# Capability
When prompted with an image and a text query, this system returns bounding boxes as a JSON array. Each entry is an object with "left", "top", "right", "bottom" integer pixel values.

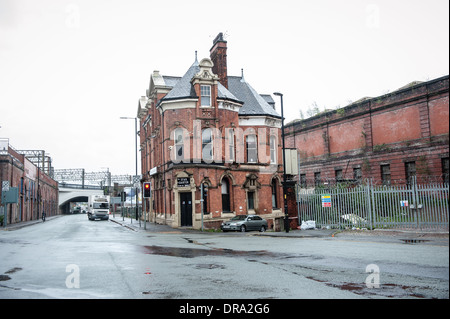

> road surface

[{"left": 0, "top": 214, "right": 448, "bottom": 299}]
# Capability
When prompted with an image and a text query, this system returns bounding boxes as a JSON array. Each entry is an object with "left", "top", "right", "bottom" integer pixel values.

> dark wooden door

[{"left": 180, "top": 192, "right": 192, "bottom": 226}]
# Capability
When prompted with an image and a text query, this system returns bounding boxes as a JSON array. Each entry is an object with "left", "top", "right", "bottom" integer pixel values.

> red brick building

[
  {"left": 0, "top": 141, "right": 59, "bottom": 225},
  {"left": 285, "top": 75, "right": 449, "bottom": 187},
  {"left": 138, "top": 34, "right": 286, "bottom": 230}
]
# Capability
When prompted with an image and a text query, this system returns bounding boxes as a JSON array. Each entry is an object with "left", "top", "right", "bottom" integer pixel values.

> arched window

[
  {"left": 202, "top": 128, "right": 213, "bottom": 162},
  {"left": 221, "top": 178, "right": 231, "bottom": 212},
  {"left": 174, "top": 128, "right": 184, "bottom": 161},
  {"left": 246, "top": 135, "right": 257, "bottom": 163},
  {"left": 227, "top": 129, "right": 235, "bottom": 162}
]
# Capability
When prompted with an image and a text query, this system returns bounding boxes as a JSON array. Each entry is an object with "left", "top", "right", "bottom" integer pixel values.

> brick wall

[
  {"left": 286, "top": 75, "right": 449, "bottom": 185},
  {"left": 1, "top": 151, "right": 58, "bottom": 225}
]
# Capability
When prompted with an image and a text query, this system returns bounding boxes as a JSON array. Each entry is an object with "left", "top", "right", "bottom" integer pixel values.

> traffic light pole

[
  {"left": 143, "top": 182, "right": 151, "bottom": 230},
  {"left": 143, "top": 189, "right": 147, "bottom": 230}
]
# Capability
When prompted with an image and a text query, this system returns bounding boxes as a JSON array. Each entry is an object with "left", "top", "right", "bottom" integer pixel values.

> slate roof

[
  {"left": 161, "top": 60, "right": 200, "bottom": 101},
  {"left": 161, "top": 76, "right": 181, "bottom": 88},
  {"left": 228, "top": 76, "right": 280, "bottom": 118},
  {"left": 157, "top": 60, "right": 280, "bottom": 119},
  {"left": 217, "top": 82, "right": 241, "bottom": 102}
]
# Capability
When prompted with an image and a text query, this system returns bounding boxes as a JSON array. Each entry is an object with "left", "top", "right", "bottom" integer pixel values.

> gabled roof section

[
  {"left": 148, "top": 71, "right": 179, "bottom": 98},
  {"left": 137, "top": 96, "right": 148, "bottom": 118},
  {"left": 161, "top": 60, "right": 200, "bottom": 101},
  {"left": 228, "top": 76, "right": 281, "bottom": 118},
  {"left": 158, "top": 58, "right": 242, "bottom": 105},
  {"left": 153, "top": 57, "right": 278, "bottom": 116}
]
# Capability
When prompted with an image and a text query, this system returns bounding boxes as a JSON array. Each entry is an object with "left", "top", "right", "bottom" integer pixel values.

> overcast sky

[{"left": 0, "top": 0, "right": 448, "bottom": 176}]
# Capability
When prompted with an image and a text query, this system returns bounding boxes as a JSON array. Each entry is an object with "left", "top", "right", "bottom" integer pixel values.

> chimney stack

[{"left": 210, "top": 32, "right": 228, "bottom": 89}]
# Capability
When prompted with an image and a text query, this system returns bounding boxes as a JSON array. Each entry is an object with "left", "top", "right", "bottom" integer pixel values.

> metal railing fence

[{"left": 297, "top": 178, "right": 449, "bottom": 231}]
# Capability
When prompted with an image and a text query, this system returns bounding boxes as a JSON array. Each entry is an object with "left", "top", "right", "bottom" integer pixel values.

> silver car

[{"left": 221, "top": 215, "right": 268, "bottom": 232}]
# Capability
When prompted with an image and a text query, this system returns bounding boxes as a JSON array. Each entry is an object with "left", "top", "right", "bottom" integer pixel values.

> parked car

[{"left": 221, "top": 215, "right": 268, "bottom": 232}]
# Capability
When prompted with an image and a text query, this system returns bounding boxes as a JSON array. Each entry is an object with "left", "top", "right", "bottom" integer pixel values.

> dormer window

[{"left": 201, "top": 85, "right": 211, "bottom": 106}]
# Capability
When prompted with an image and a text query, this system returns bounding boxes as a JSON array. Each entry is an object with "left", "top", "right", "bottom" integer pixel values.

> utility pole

[{"left": 274, "top": 92, "right": 290, "bottom": 233}]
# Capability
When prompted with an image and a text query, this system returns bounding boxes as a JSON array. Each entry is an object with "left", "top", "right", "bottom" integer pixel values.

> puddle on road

[
  {"left": 142, "top": 245, "right": 277, "bottom": 259},
  {"left": 140, "top": 244, "right": 434, "bottom": 298},
  {"left": 307, "top": 276, "right": 427, "bottom": 298},
  {"left": 0, "top": 267, "right": 22, "bottom": 281},
  {"left": 5, "top": 267, "right": 22, "bottom": 274},
  {"left": 194, "top": 263, "right": 226, "bottom": 270}
]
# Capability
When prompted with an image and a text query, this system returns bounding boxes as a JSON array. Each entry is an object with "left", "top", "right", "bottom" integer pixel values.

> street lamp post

[
  {"left": 273, "top": 92, "right": 289, "bottom": 233},
  {"left": 120, "top": 117, "right": 139, "bottom": 224}
]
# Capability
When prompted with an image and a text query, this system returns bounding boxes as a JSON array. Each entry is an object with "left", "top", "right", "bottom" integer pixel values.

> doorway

[{"left": 180, "top": 192, "right": 192, "bottom": 226}]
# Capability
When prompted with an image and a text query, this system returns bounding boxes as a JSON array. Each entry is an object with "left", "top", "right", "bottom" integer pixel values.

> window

[
  {"left": 246, "top": 135, "right": 257, "bottom": 163},
  {"left": 381, "top": 164, "right": 391, "bottom": 186},
  {"left": 271, "top": 179, "right": 278, "bottom": 208},
  {"left": 228, "top": 129, "right": 235, "bottom": 162},
  {"left": 335, "top": 169, "right": 343, "bottom": 182},
  {"left": 314, "top": 172, "right": 321, "bottom": 186},
  {"left": 202, "top": 129, "right": 213, "bottom": 162},
  {"left": 93, "top": 202, "right": 108, "bottom": 209},
  {"left": 221, "top": 178, "right": 231, "bottom": 212},
  {"left": 243, "top": 174, "right": 258, "bottom": 211},
  {"left": 174, "top": 128, "right": 184, "bottom": 161},
  {"left": 270, "top": 135, "right": 277, "bottom": 164},
  {"left": 200, "top": 85, "right": 211, "bottom": 106},
  {"left": 353, "top": 167, "right": 362, "bottom": 182},
  {"left": 300, "top": 174, "right": 307, "bottom": 188},
  {"left": 442, "top": 158, "right": 449, "bottom": 184},
  {"left": 405, "top": 161, "right": 416, "bottom": 185},
  {"left": 248, "top": 191, "right": 255, "bottom": 210}
]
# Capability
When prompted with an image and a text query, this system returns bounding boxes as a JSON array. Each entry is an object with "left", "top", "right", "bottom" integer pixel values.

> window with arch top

[
  {"left": 221, "top": 178, "right": 231, "bottom": 212},
  {"left": 246, "top": 134, "right": 257, "bottom": 163},
  {"left": 202, "top": 128, "right": 213, "bottom": 162}
]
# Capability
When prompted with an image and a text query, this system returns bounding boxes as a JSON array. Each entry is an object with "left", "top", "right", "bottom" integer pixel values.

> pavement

[
  {"left": 0, "top": 215, "right": 64, "bottom": 231},
  {"left": 2, "top": 213, "right": 448, "bottom": 246}
]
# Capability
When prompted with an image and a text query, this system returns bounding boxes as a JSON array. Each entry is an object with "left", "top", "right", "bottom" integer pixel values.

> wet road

[{"left": 0, "top": 214, "right": 448, "bottom": 299}]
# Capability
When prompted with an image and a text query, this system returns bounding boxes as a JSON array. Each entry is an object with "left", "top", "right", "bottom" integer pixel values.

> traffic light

[{"left": 143, "top": 182, "right": 151, "bottom": 198}]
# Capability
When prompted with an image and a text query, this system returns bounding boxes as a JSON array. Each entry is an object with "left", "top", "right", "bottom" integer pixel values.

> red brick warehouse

[
  {"left": 0, "top": 142, "right": 59, "bottom": 226},
  {"left": 284, "top": 75, "right": 449, "bottom": 187},
  {"left": 138, "top": 33, "right": 288, "bottom": 231}
]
